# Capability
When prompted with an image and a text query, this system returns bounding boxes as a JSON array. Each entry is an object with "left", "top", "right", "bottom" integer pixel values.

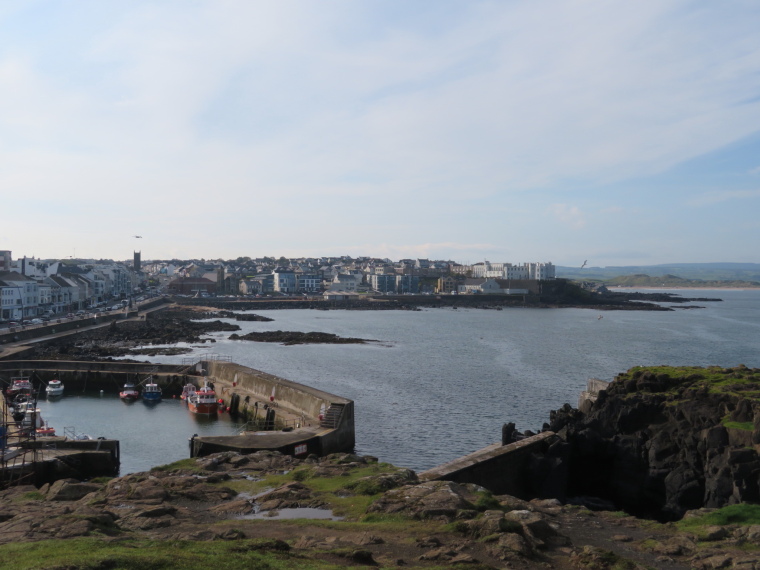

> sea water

[{"left": 37, "top": 289, "right": 760, "bottom": 474}]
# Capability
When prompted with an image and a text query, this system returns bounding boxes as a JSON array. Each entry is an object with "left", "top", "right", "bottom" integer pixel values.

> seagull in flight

[
  {"left": 581, "top": 260, "right": 587, "bottom": 268},
  {"left": 133, "top": 235, "right": 143, "bottom": 238}
]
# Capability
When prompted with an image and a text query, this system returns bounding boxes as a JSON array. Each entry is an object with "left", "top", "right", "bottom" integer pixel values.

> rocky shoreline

[
  {"left": 22, "top": 307, "right": 375, "bottom": 360},
  {"left": 229, "top": 330, "right": 372, "bottom": 345},
  {"left": 525, "top": 365, "right": 760, "bottom": 522}
]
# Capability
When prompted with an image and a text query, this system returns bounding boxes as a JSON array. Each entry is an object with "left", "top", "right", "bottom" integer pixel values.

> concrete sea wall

[
  {"left": 418, "top": 432, "right": 556, "bottom": 497},
  {"left": 199, "top": 360, "right": 355, "bottom": 455}
]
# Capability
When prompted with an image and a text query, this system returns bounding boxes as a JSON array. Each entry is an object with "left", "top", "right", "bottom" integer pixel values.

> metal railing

[
  {"left": 236, "top": 416, "right": 302, "bottom": 434},
  {"left": 181, "top": 354, "right": 232, "bottom": 367}
]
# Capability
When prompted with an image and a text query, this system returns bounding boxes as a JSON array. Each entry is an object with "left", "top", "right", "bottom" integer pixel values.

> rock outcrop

[{"left": 544, "top": 365, "right": 760, "bottom": 520}]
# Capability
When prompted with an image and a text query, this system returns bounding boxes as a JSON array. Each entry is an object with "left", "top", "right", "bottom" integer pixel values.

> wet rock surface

[{"left": 228, "top": 330, "right": 372, "bottom": 345}]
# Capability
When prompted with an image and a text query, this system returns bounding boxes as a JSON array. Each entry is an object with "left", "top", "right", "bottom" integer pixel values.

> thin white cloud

[
  {"left": 547, "top": 204, "right": 586, "bottom": 229},
  {"left": 0, "top": 1, "right": 759, "bottom": 261},
  {"left": 689, "top": 189, "right": 760, "bottom": 207}
]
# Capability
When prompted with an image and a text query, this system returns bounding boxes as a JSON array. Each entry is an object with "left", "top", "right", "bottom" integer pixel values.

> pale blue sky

[{"left": 1, "top": 0, "right": 759, "bottom": 266}]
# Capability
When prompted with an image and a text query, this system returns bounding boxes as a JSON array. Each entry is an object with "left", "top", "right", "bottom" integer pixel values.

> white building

[{"left": 0, "top": 272, "right": 40, "bottom": 320}]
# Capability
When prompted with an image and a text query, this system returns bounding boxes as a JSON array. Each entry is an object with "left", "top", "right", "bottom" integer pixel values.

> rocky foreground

[{"left": 2, "top": 450, "right": 758, "bottom": 569}]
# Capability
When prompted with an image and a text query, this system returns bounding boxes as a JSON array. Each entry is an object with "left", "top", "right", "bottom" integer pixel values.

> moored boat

[
  {"left": 142, "top": 381, "right": 162, "bottom": 402},
  {"left": 6, "top": 377, "right": 32, "bottom": 397},
  {"left": 19, "top": 401, "right": 53, "bottom": 435},
  {"left": 36, "top": 422, "right": 56, "bottom": 436},
  {"left": 187, "top": 382, "right": 218, "bottom": 415},
  {"left": 119, "top": 382, "right": 140, "bottom": 401},
  {"left": 46, "top": 379, "right": 64, "bottom": 397},
  {"left": 180, "top": 383, "right": 197, "bottom": 401}
]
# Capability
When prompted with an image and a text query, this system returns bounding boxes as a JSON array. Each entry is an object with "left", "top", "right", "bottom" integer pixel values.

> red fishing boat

[
  {"left": 187, "top": 382, "right": 218, "bottom": 415},
  {"left": 7, "top": 377, "right": 32, "bottom": 397},
  {"left": 119, "top": 382, "right": 140, "bottom": 401}
]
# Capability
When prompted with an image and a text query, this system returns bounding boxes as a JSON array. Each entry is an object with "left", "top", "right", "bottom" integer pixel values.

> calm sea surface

[{"left": 37, "top": 289, "right": 760, "bottom": 475}]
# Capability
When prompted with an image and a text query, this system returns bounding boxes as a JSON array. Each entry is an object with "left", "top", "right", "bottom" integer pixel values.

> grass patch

[
  {"left": 677, "top": 504, "right": 760, "bottom": 530},
  {"left": 359, "top": 513, "right": 415, "bottom": 525},
  {"left": 0, "top": 537, "right": 335, "bottom": 570},
  {"left": 211, "top": 462, "right": 407, "bottom": 521},
  {"left": 150, "top": 458, "right": 204, "bottom": 473},
  {"left": 473, "top": 491, "right": 502, "bottom": 512},
  {"left": 88, "top": 476, "right": 115, "bottom": 484},
  {"left": 722, "top": 420, "right": 754, "bottom": 431},
  {"left": 14, "top": 491, "right": 45, "bottom": 502},
  {"left": 617, "top": 365, "right": 760, "bottom": 402}
]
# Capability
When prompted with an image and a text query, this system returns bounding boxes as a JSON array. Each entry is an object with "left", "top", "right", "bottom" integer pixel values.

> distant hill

[
  {"left": 557, "top": 262, "right": 760, "bottom": 284},
  {"left": 600, "top": 273, "right": 760, "bottom": 288}
]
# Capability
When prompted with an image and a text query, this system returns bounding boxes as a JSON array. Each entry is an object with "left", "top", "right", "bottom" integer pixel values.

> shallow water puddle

[{"left": 238, "top": 507, "right": 342, "bottom": 520}]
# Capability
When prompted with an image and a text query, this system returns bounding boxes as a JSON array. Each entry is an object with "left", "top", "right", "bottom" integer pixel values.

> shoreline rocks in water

[
  {"left": 25, "top": 307, "right": 242, "bottom": 361},
  {"left": 233, "top": 313, "right": 274, "bottom": 322},
  {"left": 229, "top": 330, "right": 372, "bottom": 345}
]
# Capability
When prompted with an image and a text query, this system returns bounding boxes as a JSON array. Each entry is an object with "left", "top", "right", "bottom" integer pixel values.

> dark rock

[{"left": 540, "top": 366, "right": 760, "bottom": 520}]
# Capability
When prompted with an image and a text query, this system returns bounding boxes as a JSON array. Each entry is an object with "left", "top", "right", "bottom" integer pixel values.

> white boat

[
  {"left": 46, "top": 379, "right": 64, "bottom": 397},
  {"left": 180, "top": 383, "right": 197, "bottom": 401},
  {"left": 19, "top": 402, "right": 55, "bottom": 436}
]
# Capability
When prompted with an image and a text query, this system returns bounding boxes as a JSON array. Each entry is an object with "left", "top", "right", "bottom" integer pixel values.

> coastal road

[{"left": 0, "top": 301, "right": 173, "bottom": 360}]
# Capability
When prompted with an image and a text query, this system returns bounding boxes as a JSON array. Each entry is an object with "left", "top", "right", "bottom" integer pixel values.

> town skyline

[{"left": 1, "top": 2, "right": 759, "bottom": 265}]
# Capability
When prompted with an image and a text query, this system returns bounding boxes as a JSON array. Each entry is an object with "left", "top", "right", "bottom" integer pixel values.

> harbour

[
  {"left": 3, "top": 288, "right": 760, "bottom": 479},
  {"left": 2, "top": 356, "right": 356, "bottom": 480}
]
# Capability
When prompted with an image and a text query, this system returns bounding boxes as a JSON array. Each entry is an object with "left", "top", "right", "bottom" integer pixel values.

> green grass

[
  {"left": 0, "top": 537, "right": 337, "bottom": 570},
  {"left": 150, "top": 458, "right": 205, "bottom": 473},
  {"left": 473, "top": 491, "right": 502, "bottom": 512},
  {"left": 17, "top": 491, "right": 46, "bottom": 501},
  {"left": 617, "top": 365, "right": 760, "bottom": 402},
  {"left": 677, "top": 504, "right": 760, "bottom": 531},
  {"left": 722, "top": 420, "right": 755, "bottom": 431},
  {"left": 213, "top": 460, "right": 409, "bottom": 521}
]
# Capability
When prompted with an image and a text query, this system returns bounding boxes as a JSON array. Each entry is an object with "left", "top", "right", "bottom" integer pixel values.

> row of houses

[
  {"left": 167, "top": 270, "right": 419, "bottom": 296},
  {"left": 167, "top": 264, "right": 554, "bottom": 297},
  {"left": 0, "top": 252, "right": 142, "bottom": 321},
  {"left": 450, "top": 261, "right": 555, "bottom": 280}
]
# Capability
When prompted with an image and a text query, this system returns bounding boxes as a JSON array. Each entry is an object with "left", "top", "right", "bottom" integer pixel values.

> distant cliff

[
  {"left": 557, "top": 262, "right": 760, "bottom": 282},
  {"left": 543, "top": 365, "right": 760, "bottom": 521}
]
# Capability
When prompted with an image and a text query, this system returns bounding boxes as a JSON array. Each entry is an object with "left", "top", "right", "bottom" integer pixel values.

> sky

[{"left": 1, "top": 0, "right": 760, "bottom": 267}]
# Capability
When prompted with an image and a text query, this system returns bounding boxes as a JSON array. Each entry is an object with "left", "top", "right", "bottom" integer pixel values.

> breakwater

[
  {"left": 190, "top": 359, "right": 355, "bottom": 458},
  {"left": 0, "top": 360, "right": 194, "bottom": 397}
]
